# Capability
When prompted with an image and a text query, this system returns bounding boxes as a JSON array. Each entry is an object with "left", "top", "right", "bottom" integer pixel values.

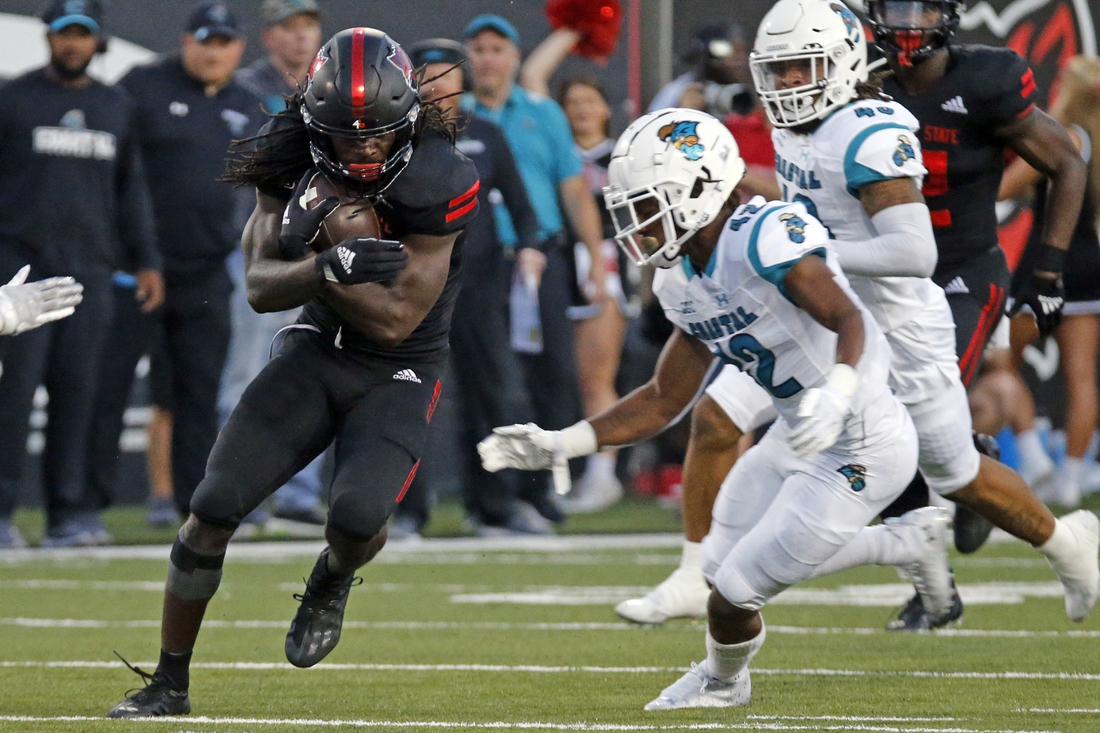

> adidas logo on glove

[
  {"left": 336, "top": 246, "right": 356, "bottom": 273},
  {"left": 393, "top": 369, "right": 421, "bottom": 383}
]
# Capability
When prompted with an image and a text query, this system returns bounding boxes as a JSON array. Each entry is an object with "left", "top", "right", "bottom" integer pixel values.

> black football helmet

[
  {"left": 865, "top": 0, "right": 963, "bottom": 66},
  {"left": 302, "top": 28, "right": 420, "bottom": 195}
]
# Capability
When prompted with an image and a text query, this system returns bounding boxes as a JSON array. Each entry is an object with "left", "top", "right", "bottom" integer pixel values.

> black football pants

[{"left": 190, "top": 329, "right": 441, "bottom": 540}]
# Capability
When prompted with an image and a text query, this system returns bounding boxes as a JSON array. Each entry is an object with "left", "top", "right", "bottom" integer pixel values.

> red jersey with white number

[{"left": 883, "top": 45, "right": 1038, "bottom": 273}]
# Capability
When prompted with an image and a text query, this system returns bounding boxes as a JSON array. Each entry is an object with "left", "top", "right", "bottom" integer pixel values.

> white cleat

[
  {"left": 888, "top": 506, "right": 954, "bottom": 617},
  {"left": 644, "top": 662, "right": 751, "bottom": 710},
  {"left": 1046, "top": 510, "right": 1100, "bottom": 622},
  {"left": 615, "top": 565, "right": 710, "bottom": 624}
]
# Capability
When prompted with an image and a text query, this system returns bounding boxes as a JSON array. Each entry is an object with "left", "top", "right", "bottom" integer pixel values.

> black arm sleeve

[
  {"left": 486, "top": 123, "right": 542, "bottom": 252},
  {"left": 115, "top": 110, "right": 161, "bottom": 272}
]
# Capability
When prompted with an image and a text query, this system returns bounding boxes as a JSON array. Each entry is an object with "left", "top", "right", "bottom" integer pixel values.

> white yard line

[
  {"left": 1019, "top": 708, "right": 1100, "bottom": 713},
  {"left": 5, "top": 617, "right": 1100, "bottom": 638},
  {"left": 3, "top": 660, "right": 1099, "bottom": 681},
  {"left": 0, "top": 716, "right": 1060, "bottom": 733},
  {"left": 0, "top": 534, "right": 688, "bottom": 563}
]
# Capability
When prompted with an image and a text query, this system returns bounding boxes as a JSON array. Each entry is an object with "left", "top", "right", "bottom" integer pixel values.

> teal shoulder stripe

[
  {"left": 843, "top": 122, "right": 909, "bottom": 198},
  {"left": 681, "top": 246, "right": 719, "bottom": 278},
  {"left": 747, "top": 206, "right": 827, "bottom": 302}
]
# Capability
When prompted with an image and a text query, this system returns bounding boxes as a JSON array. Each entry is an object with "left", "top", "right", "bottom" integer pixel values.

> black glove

[
  {"left": 315, "top": 237, "right": 408, "bottom": 285},
  {"left": 1009, "top": 272, "right": 1065, "bottom": 338},
  {"left": 278, "top": 173, "right": 340, "bottom": 260}
]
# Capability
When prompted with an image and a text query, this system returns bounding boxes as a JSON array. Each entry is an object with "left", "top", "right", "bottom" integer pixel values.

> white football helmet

[
  {"left": 603, "top": 109, "right": 745, "bottom": 268},
  {"left": 750, "top": 0, "right": 868, "bottom": 128}
]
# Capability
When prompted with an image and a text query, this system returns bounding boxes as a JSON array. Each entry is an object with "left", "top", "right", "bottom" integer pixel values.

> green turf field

[{"left": 1, "top": 510, "right": 1099, "bottom": 733}]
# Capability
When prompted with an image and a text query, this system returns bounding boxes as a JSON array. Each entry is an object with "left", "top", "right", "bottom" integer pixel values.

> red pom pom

[{"left": 546, "top": 0, "right": 624, "bottom": 59}]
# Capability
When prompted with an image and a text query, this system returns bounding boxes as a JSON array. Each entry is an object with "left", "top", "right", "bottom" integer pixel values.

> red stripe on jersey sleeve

[
  {"left": 1020, "top": 68, "right": 1037, "bottom": 98},
  {"left": 1016, "top": 103, "right": 1036, "bottom": 119},
  {"left": 446, "top": 198, "right": 478, "bottom": 223},
  {"left": 449, "top": 180, "right": 480, "bottom": 208}
]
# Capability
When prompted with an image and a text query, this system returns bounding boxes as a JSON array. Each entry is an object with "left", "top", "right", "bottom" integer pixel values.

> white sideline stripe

[
  {"left": 1022, "top": 708, "right": 1100, "bottom": 713},
  {"left": 449, "top": 582, "right": 1066, "bottom": 607},
  {"left": 0, "top": 533, "right": 688, "bottom": 563},
  {"left": 6, "top": 618, "right": 1100, "bottom": 639},
  {"left": 5, "top": 660, "right": 1100, "bottom": 681},
  {"left": 0, "top": 718, "right": 1060, "bottom": 733}
]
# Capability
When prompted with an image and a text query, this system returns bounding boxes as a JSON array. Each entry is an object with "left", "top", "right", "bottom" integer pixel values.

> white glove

[
  {"left": 787, "top": 364, "right": 859, "bottom": 458},
  {"left": 478, "top": 421, "right": 598, "bottom": 472},
  {"left": 0, "top": 266, "right": 84, "bottom": 336}
]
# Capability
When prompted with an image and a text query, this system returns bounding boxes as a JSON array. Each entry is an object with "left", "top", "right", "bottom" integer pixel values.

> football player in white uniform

[
  {"left": 620, "top": 0, "right": 1100, "bottom": 631},
  {"left": 480, "top": 109, "right": 951, "bottom": 709}
]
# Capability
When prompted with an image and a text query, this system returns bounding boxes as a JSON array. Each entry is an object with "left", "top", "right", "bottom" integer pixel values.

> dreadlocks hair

[
  {"left": 223, "top": 90, "right": 461, "bottom": 192},
  {"left": 855, "top": 68, "right": 895, "bottom": 102}
]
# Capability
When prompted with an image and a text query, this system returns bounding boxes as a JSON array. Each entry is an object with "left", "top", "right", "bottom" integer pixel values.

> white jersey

[
  {"left": 772, "top": 99, "right": 942, "bottom": 334},
  {"left": 652, "top": 196, "right": 893, "bottom": 443}
]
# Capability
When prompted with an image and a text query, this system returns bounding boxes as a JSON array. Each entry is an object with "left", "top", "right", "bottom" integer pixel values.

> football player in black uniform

[
  {"left": 868, "top": 0, "right": 1087, "bottom": 628},
  {"left": 107, "top": 28, "right": 479, "bottom": 718}
]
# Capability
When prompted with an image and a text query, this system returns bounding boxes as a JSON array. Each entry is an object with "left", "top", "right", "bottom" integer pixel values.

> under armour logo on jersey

[
  {"left": 715, "top": 294, "right": 730, "bottom": 308},
  {"left": 838, "top": 464, "right": 867, "bottom": 492},
  {"left": 393, "top": 369, "right": 421, "bottom": 383},
  {"left": 941, "top": 96, "right": 968, "bottom": 114},
  {"left": 942, "top": 276, "right": 969, "bottom": 295},
  {"left": 334, "top": 246, "right": 356, "bottom": 273}
]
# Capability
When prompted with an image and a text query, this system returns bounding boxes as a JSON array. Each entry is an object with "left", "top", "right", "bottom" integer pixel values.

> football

[{"left": 302, "top": 171, "right": 382, "bottom": 252}]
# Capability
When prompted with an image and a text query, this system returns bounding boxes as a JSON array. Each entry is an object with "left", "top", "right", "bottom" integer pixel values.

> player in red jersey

[{"left": 869, "top": 0, "right": 1087, "bottom": 629}]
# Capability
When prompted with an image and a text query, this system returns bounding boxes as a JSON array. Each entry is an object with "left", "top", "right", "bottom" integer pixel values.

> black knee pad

[
  {"left": 327, "top": 492, "right": 390, "bottom": 541},
  {"left": 166, "top": 533, "right": 225, "bottom": 601},
  {"left": 189, "top": 471, "right": 246, "bottom": 528}
]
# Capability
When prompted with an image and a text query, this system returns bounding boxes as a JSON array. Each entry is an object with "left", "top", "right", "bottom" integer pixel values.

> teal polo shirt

[{"left": 465, "top": 86, "right": 582, "bottom": 244}]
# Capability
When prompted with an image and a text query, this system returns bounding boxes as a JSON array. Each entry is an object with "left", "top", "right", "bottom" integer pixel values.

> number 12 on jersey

[{"left": 713, "top": 333, "right": 803, "bottom": 398}]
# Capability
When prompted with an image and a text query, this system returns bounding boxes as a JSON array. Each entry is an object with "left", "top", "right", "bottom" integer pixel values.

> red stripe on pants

[
  {"left": 396, "top": 460, "right": 420, "bottom": 503},
  {"left": 958, "top": 283, "right": 1005, "bottom": 386}
]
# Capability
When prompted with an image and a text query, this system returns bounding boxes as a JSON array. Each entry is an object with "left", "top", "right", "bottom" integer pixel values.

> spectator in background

[
  {"left": 463, "top": 14, "right": 607, "bottom": 523},
  {"left": 223, "top": 0, "right": 327, "bottom": 531},
  {"left": 998, "top": 55, "right": 1100, "bottom": 507},
  {"left": 0, "top": 0, "right": 162, "bottom": 548},
  {"left": 520, "top": 29, "right": 638, "bottom": 512},
  {"left": 396, "top": 39, "right": 548, "bottom": 537},
  {"left": 648, "top": 23, "right": 752, "bottom": 116},
  {"left": 118, "top": 1, "right": 260, "bottom": 519}
]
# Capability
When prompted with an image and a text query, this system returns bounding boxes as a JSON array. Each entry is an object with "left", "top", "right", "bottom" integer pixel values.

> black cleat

[
  {"left": 954, "top": 434, "right": 1000, "bottom": 554},
  {"left": 106, "top": 655, "right": 190, "bottom": 718},
  {"left": 285, "top": 548, "right": 362, "bottom": 668},
  {"left": 886, "top": 583, "right": 964, "bottom": 631}
]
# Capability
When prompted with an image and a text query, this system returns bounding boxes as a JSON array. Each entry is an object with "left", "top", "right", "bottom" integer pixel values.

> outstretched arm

[
  {"left": 479, "top": 327, "right": 715, "bottom": 472},
  {"left": 519, "top": 28, "right": 581, "bottom": 96}
]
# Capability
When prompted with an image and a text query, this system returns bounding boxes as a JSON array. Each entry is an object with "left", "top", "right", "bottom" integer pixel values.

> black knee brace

[{"left": 165, "top": 533, "right": 225, "bottom": 601}]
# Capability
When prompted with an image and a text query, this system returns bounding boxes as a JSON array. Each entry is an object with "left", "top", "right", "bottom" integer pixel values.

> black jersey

[
  {"left": 883, "top": 45, "right": 1038, "bottom": 273},
  {"left": 297, "top": 132, "right": 480, "bottom": 362}
]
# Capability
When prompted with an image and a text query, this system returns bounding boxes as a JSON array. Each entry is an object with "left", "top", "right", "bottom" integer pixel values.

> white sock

[
  {"left": 584, "top": 452, "right": 617, "bottom": 481},
  {"left": 809, "top": 524, "right": 917, "bottom": 578},
  {"left": 704, "top": 624, "right": 766, "bottom": 682},
  {"left": 1064, "top": 457, "right": 1084, "bottom": 494},
  {"left": 1039, "top": 516, "right": 1075, "bottom": 561},
  {"left": 681, "top": 540, "right": 704, "bottom": 570}
]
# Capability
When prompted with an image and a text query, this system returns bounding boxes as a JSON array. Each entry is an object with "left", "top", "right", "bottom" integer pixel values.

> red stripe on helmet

[{"left": 351, "top": 28, "right": 366, "bottom": 115}]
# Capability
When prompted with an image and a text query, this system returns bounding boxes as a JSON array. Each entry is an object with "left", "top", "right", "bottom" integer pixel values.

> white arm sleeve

[{"left": 833, "top": 202, "right": 938, "bottom": 278}]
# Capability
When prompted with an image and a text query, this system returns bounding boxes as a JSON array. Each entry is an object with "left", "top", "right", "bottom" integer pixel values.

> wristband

[
  {"left": 559, "top": 420, "right": 599, "bottom": 458},
  {"left": 1036, "top": 243, "right": 1066, "bottom": 275},
  {"left": 824, "top": 363, "right": 859, "bottom": 399}
]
